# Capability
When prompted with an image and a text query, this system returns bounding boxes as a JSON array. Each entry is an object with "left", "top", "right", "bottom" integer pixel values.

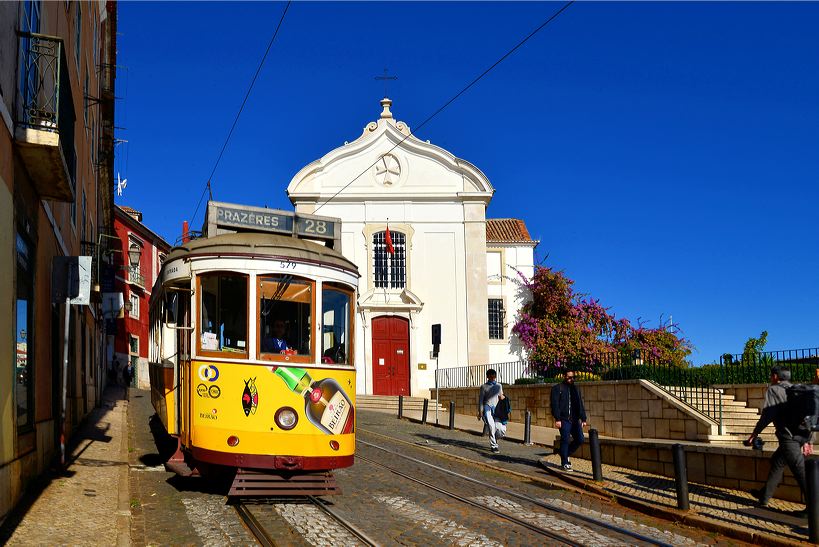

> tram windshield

[
  {"left": 321, "top": 285, "right": 352, "bottom": 365},
  {"left": 259, "top": 275, "right": 313, "bottom": 361},
  {"left": 199, "top": 274, "right": 248, "bottom": 355}
]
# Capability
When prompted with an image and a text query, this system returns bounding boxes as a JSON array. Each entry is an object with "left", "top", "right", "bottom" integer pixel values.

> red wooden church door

[{"left": 371, "top": 316, "right": 410, "bottom": 396}]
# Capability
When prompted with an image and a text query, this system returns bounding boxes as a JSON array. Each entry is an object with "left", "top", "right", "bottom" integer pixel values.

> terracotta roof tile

[{"left": 486, "top": 218, "right": 535, "bottom": 243}]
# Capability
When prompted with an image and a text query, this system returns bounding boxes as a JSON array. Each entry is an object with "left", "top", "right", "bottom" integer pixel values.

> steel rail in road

[
  {"left": 306, "top": 495, "right": 380, "bottom": 547},
  {"left": 233, "top": 501, "right": 275, "bottom": 547},
  {"left": 234, "top": 497, "right": 379, "bottom": 547},
  {"left": 356, "top": 453, "right": 584, "bottom": 547},
  {"left": 358, "top": 438, "right": 674, "bottom": 547}
]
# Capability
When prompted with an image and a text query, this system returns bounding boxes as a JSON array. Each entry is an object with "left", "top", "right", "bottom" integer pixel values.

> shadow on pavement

[{"left": 0, "top": 385, "right": 128, "bottom": 543}]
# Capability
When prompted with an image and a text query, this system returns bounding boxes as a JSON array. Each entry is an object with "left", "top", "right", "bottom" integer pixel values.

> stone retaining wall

[
  {"left": 558, "top": 437, "right": 803, "bottom": 503},
  {"left": 439, "top": 379, "right": 716, "bottom": 441}
]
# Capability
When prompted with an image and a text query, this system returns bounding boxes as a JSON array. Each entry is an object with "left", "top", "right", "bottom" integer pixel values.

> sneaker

[
  {"left": 748, "top": 488, "right": 767, "bottom": 507},
  {"left": 561, "top": 463, "right": 573, "bottom": 471},
  {"left": 491, "top": 447, "right": 500, "bottom": 453}
]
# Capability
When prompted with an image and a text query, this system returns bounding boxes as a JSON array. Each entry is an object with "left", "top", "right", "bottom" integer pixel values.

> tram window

[
  {"left": 199, "top": 274, "right": 248, "bottom": 355},
  {"left": 259, "top": 276, "right": 313, "bottom": 361},
  {"left": 321, "top": 285, "right": 353, "bottom": 365}
]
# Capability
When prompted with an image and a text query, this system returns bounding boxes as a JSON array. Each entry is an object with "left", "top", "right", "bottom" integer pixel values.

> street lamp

[{"left": 128, "top": 246, "right": 141, "bottom": 268}]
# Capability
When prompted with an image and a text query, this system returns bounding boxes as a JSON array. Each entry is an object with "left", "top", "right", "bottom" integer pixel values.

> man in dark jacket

[
  {"left": 747, "top": 366, "right": 809, "bottom": 509},
  {"left": 551, "top": 371, "right": 587, "bottom": 471}
]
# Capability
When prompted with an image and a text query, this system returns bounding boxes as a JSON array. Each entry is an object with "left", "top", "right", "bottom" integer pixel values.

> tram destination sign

[
  {"left": 206, "top": 201, "right": 340, "bottom": 248},
  {"left": 215, "top": 205, "right": 293, "bottom": 235}
]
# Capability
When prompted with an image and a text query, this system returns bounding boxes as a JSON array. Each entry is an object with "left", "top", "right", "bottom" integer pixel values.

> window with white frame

[
  {"left": 129, "top": 292, "right": 139, "bottom": 319},
  {"left": 373, "top": 230, "right": 406, "bottom": 289},
  {"left": 488, "top": 298, "right": 505, "bottom": 340}
]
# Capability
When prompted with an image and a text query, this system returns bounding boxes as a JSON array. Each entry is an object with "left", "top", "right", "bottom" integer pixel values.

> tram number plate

[
  {"left": 296, "top": 218, "right": 336, "bottom": 238},
  {"left": 279, "top": 261, "right": 297, "bottom": 270}
]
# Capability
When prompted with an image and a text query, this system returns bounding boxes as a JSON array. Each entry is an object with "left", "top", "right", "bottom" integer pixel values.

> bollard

[
  {"left": 449, "top": 401, "right": 455, "bottom": 430},
  {"left": 672, "top": 444, "right": 689, "bottom": 510},
  {"left": 589, "top": 429, "right": 602, "bottom": 481},
  {"left": 524, "top": 410, "right": 533, "bottom": 445},
  {"left": 422, "top": 398, "right": 429, "bottom": 425},
  {"left": 398, "top": 395, "right": 404, "bottom": 419},
  {"left": 807, "top": 457, "right": 819, "bottom": 543}
]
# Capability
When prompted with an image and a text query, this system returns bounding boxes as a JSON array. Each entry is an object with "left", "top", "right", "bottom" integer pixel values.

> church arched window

[{"left": 373, "top": 231, "right": 406, "bottom": 289}]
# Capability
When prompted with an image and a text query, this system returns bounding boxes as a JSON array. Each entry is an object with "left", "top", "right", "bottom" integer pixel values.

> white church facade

[{"left": 287, "top": 99, "right": 536, "bottom": 397}]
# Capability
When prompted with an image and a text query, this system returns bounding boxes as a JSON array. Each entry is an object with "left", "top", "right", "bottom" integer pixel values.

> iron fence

[{"left": 717, "top": 348, "right": 819, "bottom": 384}]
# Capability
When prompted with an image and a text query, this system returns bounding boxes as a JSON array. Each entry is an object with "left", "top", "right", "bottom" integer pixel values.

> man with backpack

[{"left": 746, "top": 366, "right": 811, "bottom": 509}]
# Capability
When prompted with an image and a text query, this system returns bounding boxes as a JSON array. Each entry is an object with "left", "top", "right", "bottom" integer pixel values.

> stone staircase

[
  {"left": 356, "top": 395, "right": 445, "bottom": 415},
  {"left": 661, "top": 386, "right": 776, "bottom": 444}
]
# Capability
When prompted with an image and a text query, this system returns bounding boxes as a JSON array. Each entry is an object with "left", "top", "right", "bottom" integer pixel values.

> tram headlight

[
  {"left": 227, "top": 435, "right": 240, "bottom": 447},
  {"left": 275, "top": 407, "right": 298, "bottom": 430}
]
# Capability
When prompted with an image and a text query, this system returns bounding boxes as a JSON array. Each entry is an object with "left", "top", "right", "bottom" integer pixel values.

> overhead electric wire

[
  {"left": 190, "top": 0, "right": 292, "bottom": 226},
  {"left": 313, "top": 0, "right": 574, "bottom": 214}
]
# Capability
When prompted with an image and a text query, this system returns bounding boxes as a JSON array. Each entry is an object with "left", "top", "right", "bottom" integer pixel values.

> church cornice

[{"left": 287, "top": 98, "right": 495, "bottom": 202}]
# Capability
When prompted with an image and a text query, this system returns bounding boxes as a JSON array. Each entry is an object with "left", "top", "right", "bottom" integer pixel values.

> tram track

[
  {"left": 358, "top": 437, "right": 676, "bottom": 547},
  {"left": 233, "top": 496, "right": 378, "bottom": 547}
]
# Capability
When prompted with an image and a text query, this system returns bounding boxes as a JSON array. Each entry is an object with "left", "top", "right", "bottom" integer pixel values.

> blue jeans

[{"left": 559, "top": 418, "right": 584, "bottom": 465}]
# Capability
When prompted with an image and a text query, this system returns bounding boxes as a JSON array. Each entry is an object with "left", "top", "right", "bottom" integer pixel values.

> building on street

[
  {"left": 287, "top": 98, "right": 537, "bottom": 397},
  {"left": 0, "top": 1, "right": 117, "bottom": 523},
  {"left": 111, "top": 205, "right": 170, "bottom": 389}
]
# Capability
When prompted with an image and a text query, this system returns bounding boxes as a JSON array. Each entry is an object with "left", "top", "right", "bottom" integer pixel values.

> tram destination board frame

[{"left": 204, "top": 201, "right": 341, "bottom": 249}]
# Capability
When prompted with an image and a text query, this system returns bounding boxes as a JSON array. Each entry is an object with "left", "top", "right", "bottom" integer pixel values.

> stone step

[{"left": 356, "top": 395, "right": 445, "bottom": 412}]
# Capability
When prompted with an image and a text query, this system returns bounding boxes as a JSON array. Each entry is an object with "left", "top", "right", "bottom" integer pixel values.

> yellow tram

[{"left": 148, "top": 201, "right": 358, "bottom": 495}]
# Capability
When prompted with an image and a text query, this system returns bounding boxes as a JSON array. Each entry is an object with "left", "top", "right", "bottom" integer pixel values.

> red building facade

[{"left": 111, "top": 206, "right": 170, "bottom": 388}]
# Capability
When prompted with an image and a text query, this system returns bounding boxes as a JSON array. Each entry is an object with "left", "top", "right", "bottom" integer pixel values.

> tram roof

[{"left": 165, "top": 232, "right": 359, "bottom": 275}]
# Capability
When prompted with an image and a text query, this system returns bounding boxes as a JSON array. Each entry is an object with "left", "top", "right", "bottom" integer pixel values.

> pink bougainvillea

[{"left": 511, "top": 265, "right": 693, "bottom": 369}]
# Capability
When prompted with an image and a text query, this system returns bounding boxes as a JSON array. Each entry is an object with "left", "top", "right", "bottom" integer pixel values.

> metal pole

[
  {"left": 422, "top": 398, "right": 429, "bottom": 425},
  {"left": 672, "top": 444, "right": 689, "bottom": 510},
  {"left": 398, "top": 395, "right": 404, "bottom": 419},
  {"left": 524, "top": 410, "right": 532, "bottom": 445},
  {"left": 590, "top": 429, "right": 602, "bottom": 481},
  {"left": 61, "top": 297, "right": 71, "bottom": 468},
  {"left": 448, "top": 401, "right": 455, "bottom": 430},
  {"left": 807, "top": 457, "right": 819, "bottom": 543},
  {"left": 435, "top": 356, "right": 440, "bottom": 425}
]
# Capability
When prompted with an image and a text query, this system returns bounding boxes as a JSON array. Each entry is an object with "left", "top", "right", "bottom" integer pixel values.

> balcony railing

[
  {"left": 127, "top": 267, "right": 145, "bottom": 289},
  {"left": 15, "top": 32, "right": 76, "bottom": 201}
]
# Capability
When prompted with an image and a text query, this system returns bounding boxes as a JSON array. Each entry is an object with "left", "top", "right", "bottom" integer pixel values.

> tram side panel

[{"left": 188, "top": 361, "right": 355, "bottom": 468}]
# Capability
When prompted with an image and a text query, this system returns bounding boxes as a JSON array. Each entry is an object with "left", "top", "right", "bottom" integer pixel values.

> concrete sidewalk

[
  {"left": 1, "top": 385, "right": 131, "bottom": 546},
  {"left": 397, "top": 407, "right": 811, "bottom": 545}
]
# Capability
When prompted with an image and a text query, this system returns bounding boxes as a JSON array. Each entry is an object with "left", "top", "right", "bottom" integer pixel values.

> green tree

[{"left": 741, "top": 330, "right": 768, "bottom": 365}]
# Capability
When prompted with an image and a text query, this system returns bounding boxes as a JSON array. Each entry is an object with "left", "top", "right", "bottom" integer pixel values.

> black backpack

[{"left": 786, "top": 384, "right": 819, "bottom": 439}]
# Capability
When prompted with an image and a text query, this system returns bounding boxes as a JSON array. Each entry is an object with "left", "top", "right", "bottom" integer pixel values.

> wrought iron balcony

[
  {"left": 14, "top": 32, "right": 76, "bottom": 202},
  {"left": 127, "top": 266, "right": 145, "bottom": 289}
]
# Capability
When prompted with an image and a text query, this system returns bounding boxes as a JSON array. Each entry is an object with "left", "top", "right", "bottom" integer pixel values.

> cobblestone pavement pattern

[
  {"left": 358, "top": 411, "right": 748, "bottom": 546},
  {"left": 3, "top": 386, "right": 130, "bottom": 546}
]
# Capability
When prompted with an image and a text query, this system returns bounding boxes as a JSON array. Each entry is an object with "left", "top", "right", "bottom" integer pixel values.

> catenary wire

[
  {"left": 313, "top": 0, "right": 574, "bottom": 214},
  {"left": 190, "top": 1, "right": 292, "bottom": 226}
]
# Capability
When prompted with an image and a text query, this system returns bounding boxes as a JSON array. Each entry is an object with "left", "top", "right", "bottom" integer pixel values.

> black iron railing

[
  {"left": 717, "top": 348, "right": 819, "bottom": 384},
  {"left": 17, "top": 32, "right": 76, "bottom": 186}
]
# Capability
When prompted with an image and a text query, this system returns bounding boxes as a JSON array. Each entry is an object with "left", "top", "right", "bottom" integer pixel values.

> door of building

[{"left": 371, "top": 316, "right": 410, "bottom": 396}]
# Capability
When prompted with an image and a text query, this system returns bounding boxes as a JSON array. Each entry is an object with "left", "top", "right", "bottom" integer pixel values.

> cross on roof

[{"left": 375, "top": 67, "right": 398, "bottom": 98}]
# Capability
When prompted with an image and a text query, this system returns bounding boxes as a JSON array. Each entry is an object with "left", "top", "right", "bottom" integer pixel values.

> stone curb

[{"left": 537, "top": 458, "right": 808, "bottom": 547}]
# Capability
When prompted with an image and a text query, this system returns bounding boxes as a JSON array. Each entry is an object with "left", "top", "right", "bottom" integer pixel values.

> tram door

[
  {"left": 372, "top": 316, "right": 409, "bottom": 396},
  {"left": 176, "top": 291, "right": 191, "bottom": 444}
]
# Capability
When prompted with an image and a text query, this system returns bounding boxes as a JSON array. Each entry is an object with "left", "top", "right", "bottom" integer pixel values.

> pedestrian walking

[
  {"left": 123, "top": 362, "right": 134, "bottom": 388},
  {"left": 746, "top": 366, "right": 810, "bottom": 511},
  {"left": 551, "top": 370, "right": 587, "bottom": 471},
  {"left": 477, "top": 369, "right": 506, "bottom": 453}
]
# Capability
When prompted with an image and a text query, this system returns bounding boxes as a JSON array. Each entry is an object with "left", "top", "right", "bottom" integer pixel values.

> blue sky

[{"left": 116, "top": 2, "right": 819, "bottom": 364}]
